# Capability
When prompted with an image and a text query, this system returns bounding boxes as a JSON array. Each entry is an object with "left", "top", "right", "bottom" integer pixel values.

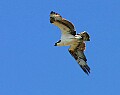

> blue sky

[{"left": 0, "top": 0, "right": 120, "bottom": 95}]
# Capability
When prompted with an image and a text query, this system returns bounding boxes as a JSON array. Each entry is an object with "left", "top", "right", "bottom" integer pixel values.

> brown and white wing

[
  {"left": 50, "top": 11, "right": 76, "bottom": 35},
  {"left": 69, "top": 42, "right": 90, "bottom": 75}
]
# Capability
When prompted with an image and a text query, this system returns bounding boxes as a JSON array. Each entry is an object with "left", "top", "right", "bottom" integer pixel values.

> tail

[{"left": 78, "top": 31, "right": 90, "bottom": 41}]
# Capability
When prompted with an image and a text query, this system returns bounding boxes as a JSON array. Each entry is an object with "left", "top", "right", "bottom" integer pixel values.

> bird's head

[{"left": 50, "top": 11, "right": 62, "bottom": 23}]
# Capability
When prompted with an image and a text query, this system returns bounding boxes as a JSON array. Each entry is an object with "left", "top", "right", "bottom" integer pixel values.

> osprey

[{"left": 50, "top": 11, "right": 90, "bottom": 75}]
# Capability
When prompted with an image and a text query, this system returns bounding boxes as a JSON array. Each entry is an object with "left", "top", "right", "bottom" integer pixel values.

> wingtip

[
  {"left": 50, "top": 11, "right": 60, "bottom": 15},
  {"left": 80, "top": 65, "right": 90, "bottom": 75},
  {"left": 50, "top": 11, "right": 55, "bottom": 14}
]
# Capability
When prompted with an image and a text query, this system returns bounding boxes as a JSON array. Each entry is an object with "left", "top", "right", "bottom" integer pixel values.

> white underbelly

[
  {"left": 59, "top": 36, "right": 77, "bottom": 46},
  {"left": 62, "top": 39, "right": 75, "bottom": 45}
]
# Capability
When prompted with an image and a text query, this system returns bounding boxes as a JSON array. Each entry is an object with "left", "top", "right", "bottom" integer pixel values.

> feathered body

[{"left": 50, "top": 11, "right": 90, "bottom": 75}]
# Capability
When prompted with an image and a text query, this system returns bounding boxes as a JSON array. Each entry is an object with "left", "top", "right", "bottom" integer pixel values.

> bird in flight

[{"left": 50, "top": 11, "right": 90, "bottom": 75}]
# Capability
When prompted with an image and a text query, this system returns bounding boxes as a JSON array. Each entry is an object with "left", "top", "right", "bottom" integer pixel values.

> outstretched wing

[
  {"left": 50, "top": 11, "right": 76, "bottom": 35},
  {"left": 69, "top": 42, "right": 90, "bottom": 75}
]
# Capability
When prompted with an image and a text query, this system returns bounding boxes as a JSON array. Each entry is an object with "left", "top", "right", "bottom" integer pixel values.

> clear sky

[{"left": 0, "top": 0, "right": 120, "bottom": 95}]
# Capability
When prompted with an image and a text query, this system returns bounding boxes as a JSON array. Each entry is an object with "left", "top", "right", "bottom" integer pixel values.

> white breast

[
  {"left": 61, "top": 33, "right": 74, "bottom": 41},
  {"left": 59, "top": 33, "right": 76, "bottom": 46}
]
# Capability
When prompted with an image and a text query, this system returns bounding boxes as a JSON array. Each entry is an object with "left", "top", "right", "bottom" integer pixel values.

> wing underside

[
  {"left": 69, "top": 42, "right": 90, "bottom": 75},
  {"left": 50, "top": 11, "right": 76, "bottom": 35}
]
